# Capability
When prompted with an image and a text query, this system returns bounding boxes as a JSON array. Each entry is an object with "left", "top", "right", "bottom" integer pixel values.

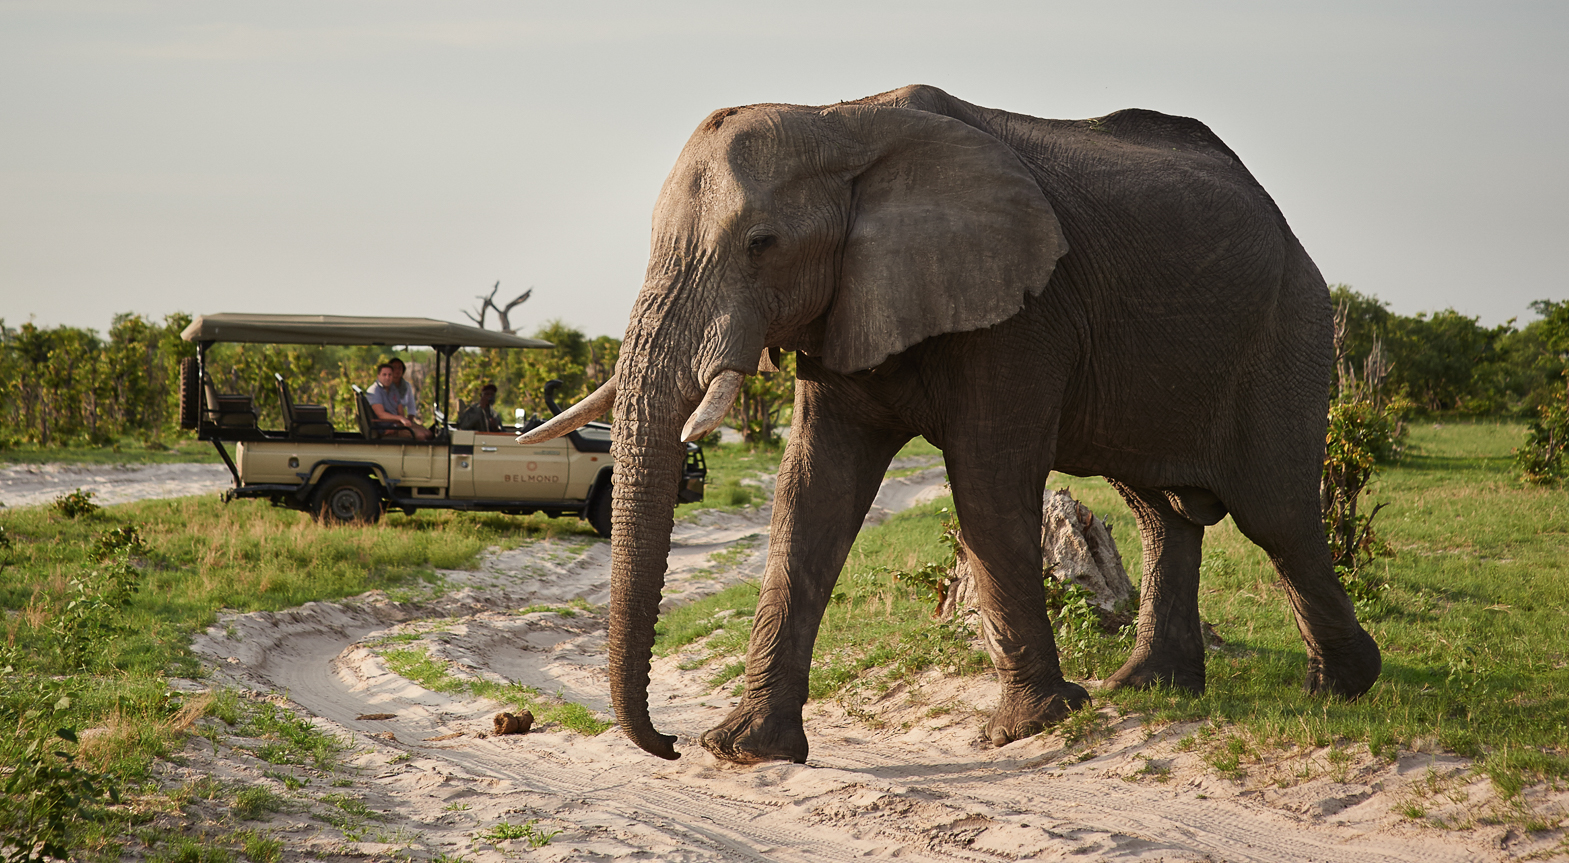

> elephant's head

[{"left": 520, "top": 93, "right": 1068, "bottom": 759}]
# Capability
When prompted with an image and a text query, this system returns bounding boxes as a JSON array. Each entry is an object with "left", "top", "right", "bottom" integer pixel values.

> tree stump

[{"left": 940, "top": 488, "right": 1133, "bottom": 622}]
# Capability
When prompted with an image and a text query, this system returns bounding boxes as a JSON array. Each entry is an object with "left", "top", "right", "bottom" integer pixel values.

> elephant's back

[{"left": 1001, "top": 112, "right": 1329, "bottom": 479}]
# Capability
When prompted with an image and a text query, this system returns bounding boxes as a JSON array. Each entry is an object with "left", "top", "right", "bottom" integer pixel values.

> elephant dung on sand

[{"left": 521, "top": 84, "right": 1382, "bottom": 764}]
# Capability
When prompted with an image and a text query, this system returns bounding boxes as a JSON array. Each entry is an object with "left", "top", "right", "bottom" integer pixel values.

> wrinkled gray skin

[{"left": 591, "top": 85, "right": 1380, "bottom": 763}]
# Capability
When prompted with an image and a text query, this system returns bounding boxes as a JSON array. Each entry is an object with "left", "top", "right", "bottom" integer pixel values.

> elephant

[{"left": 521, "top": 84, "right": 1382, "bottom": 764}]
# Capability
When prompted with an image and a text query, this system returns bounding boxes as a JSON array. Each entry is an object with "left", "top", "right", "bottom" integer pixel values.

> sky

[{"left": 2, "top": 1, "right": 1566, "bottom": 340}]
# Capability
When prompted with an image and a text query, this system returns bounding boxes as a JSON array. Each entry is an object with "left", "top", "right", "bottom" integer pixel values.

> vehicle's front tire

[
  {"left": 314, "top": 474, "right": 383, "bottom": 525},
  {"left": 587, "top": 481, "right": 612, "bottom": 538}
]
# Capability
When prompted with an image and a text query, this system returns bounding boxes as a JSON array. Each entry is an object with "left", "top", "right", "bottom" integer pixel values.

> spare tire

[{"left": 178, "top": 356, "right": 200, "bottom": 430}]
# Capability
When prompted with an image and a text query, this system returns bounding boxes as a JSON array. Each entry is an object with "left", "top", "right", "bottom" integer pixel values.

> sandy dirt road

[
  {"left": 0, "top": 461, "right": 233, "bottom": 509},
  {"left": 117, "top": 460, "right": 1558, "bottom": 861}
]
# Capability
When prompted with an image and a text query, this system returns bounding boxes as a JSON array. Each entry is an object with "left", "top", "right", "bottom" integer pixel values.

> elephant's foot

[
  {"left": 984, "top": 680, "right": 1091, "bottom": 747},
  {"left": 1103, "top": 649, "right": 1206, "bottom": 695},
  {"left": 699, "top": 704, "right": 808, "bottom": 765},
  {"left": 1305, "top": 627, "right": 1381, "bottom": 700}
]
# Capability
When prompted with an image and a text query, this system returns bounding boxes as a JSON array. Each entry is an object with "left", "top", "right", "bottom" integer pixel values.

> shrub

[
  {"left": 0, "top": 686, "right": 119, "bottom": 863},
  {"left": 1321, "top": 397, "right": 1408, "bottom": 575},
  {"left": 891, "top": 508, "right": 960, "bottom": 615},
  {"left": 93, "top": 525, "right": 148, "bottom": 559},
  {"left": 52, "top": 557, "right": 141, "bottom": 672},
  {"left": 1515, "top": 386, "right": 1569, "bottom": 484},
  {"left": 50, "top": 490, "right": 98, "bottom": 520},
  {"left": 1051, "top": 584, "right": 1107, "bottom": 677}
]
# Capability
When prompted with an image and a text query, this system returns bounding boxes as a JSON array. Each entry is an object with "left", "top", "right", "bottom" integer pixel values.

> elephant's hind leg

[
  {"left": 1103, "top": 482, "right": 1210, "bottom": 694},
  {"left": 1228, "top": 494, "right": 1381, "bottom": 699}
]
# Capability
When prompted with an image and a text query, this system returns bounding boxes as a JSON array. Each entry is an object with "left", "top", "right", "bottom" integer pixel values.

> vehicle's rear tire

[
  {"left": 587, "top": 480, "right": 612, "bottom": 538},
  {"left": 314, "top": 474, "right": 383, "bottom": 525},
  {"left": 178, "top": 357, "right": 200, "bottom": 430}
]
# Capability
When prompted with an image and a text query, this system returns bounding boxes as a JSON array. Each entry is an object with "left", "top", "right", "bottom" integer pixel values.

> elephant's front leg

[
  {"left": 698, "top": 411, "right": 908, "bottom": 764},
  {"left": 947, "top": 458, "right": 1092, "bottom": 746}
]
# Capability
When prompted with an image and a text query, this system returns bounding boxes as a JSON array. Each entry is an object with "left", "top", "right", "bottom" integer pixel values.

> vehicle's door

[{"left": 469, "top": 432, "right": 570, "bottom": 501}]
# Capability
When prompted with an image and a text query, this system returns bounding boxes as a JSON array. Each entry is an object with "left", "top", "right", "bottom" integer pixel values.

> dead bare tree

[
  {"left": 462, "top": 282, "right": 533, "bottom": 333},
  {"left": 1332, "top": 297, "right": 1394, "bottom": 408}
]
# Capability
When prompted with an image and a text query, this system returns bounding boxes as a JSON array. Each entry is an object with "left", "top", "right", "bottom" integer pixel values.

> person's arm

[
  {"left": 370, "top": 402, "right": 405, "bottom": 423},
  {"left": 368, "top": 390, "right": 416, "bottom": 427}
]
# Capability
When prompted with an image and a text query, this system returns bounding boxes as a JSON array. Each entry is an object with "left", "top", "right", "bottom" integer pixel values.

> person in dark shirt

[{"left": 456, "top": 383, "right": 503, "bottom": 432}]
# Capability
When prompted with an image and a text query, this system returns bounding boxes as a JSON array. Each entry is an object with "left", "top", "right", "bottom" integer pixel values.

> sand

[{"left": 0, "top": 461, "right": 233, "bottom": 509}]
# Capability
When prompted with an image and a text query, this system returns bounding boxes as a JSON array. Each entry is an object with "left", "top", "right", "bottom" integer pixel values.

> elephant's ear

[{"left": 818, "top": 104, "right": 1067, "bottom": 374}]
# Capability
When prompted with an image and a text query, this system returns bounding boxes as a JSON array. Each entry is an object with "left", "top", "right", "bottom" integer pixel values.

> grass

[
  {"left": 0, "top": 495, "right": 597, "bottom": 860},
  {"left": 477, "top": 819, "right": 560, "bottom": 848},
  {"left": 657, "top": 498, "right": 992, "bottom": 699},
  {"left": 235, "top": 701, "right": 347, "bottom": 770},
  {"left": 380, "top": 644, "right": 611, "bottom": 735},
  {"left": 0, "top": 496, "right": 594, "bottom": 679},
  {"left": 677, "top": 435, "right": 940, "bottom": 516},
  {"left": 1101, "top": 421, "right": 1568, "bottom": 770},
  {"left": 655, "top": 421, "right": 1569, "bottom": 794},
  {"left": 677, "top": 440, "right": 785, "bottom": 515}
]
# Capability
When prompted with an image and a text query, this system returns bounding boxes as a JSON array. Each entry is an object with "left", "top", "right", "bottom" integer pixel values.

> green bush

[
  {"left": 1515, "top": 387, "right": 1569, "bottom": 484},
  {"left": 50, "top": 490, "right": 98, "bottom": 520},
  {"left": 891, "top": 508, "right": 960, "bottom": 615},
  {"left": 0, "top": 686, "right": 119, "bottom": 863},
  {"left": 1051, "top": 584, "right": 1109, "bottom": 677},
  {"left": 93, "top": 525, "right": 148, "bottom": 559},
  {"left": 1322, "top": 397, "right": 1409, "bottom": 575},
  {"left": 51, "top": 557, "right": 141, "bottom": 672}
]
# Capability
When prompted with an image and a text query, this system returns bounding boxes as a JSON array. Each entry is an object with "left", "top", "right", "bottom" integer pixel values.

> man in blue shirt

[{"left": 366, "top": 359, "right": 431, "bottom": 440}]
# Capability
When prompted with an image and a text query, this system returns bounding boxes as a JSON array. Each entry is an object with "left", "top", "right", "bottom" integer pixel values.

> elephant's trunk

[{"left": 606, "top": 365, "right": 690, "bottom": 760}]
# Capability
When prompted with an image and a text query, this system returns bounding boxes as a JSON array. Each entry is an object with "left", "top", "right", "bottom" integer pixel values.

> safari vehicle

[{"left": 177, "top": 313, "right": 706, "bottom": 534}]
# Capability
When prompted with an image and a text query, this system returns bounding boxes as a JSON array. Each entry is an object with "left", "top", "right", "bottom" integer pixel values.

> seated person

[
  {"left": 366, "top": 359, "right": 431, "bottom": 441},
  {"left": 456, "top": 383, "right": 504, "bottom": 432}
]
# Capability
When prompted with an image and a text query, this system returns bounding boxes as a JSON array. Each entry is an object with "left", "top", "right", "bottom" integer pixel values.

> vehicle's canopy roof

[{"left": 181, "top": 314, "right": 554, "bottom": 349}]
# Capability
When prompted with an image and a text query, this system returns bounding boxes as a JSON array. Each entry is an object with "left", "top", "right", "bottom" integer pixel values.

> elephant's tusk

[
  {"left": 681, "top": 370, "right": 744, "bottom": 443},
  {"left": 515, "top": 375, "right": 618, "bottom": 444}
]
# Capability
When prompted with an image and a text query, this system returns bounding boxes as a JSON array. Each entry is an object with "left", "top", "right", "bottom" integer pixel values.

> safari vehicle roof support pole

[
  {"left": 435, "top": 345, "right": 458, "bottom": 432},
  {"left": 197, "top": 340, "right": 242, "bottom": 488}
]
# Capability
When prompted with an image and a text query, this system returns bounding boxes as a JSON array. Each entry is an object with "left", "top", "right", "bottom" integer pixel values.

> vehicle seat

[
  {"left": 275, "top": 373, "right": 334, "bottom": 438},
  {"left": 201, "top": 375, "right": 258, "bottom": 429},
  {"left": 352, "top": 385, "right": 401, "bottom": 440}
]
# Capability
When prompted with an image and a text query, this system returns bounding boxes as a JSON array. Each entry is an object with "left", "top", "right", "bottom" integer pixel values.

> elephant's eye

[{"left": 747, "top": 233, "right": 776, "bottom": 255}]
